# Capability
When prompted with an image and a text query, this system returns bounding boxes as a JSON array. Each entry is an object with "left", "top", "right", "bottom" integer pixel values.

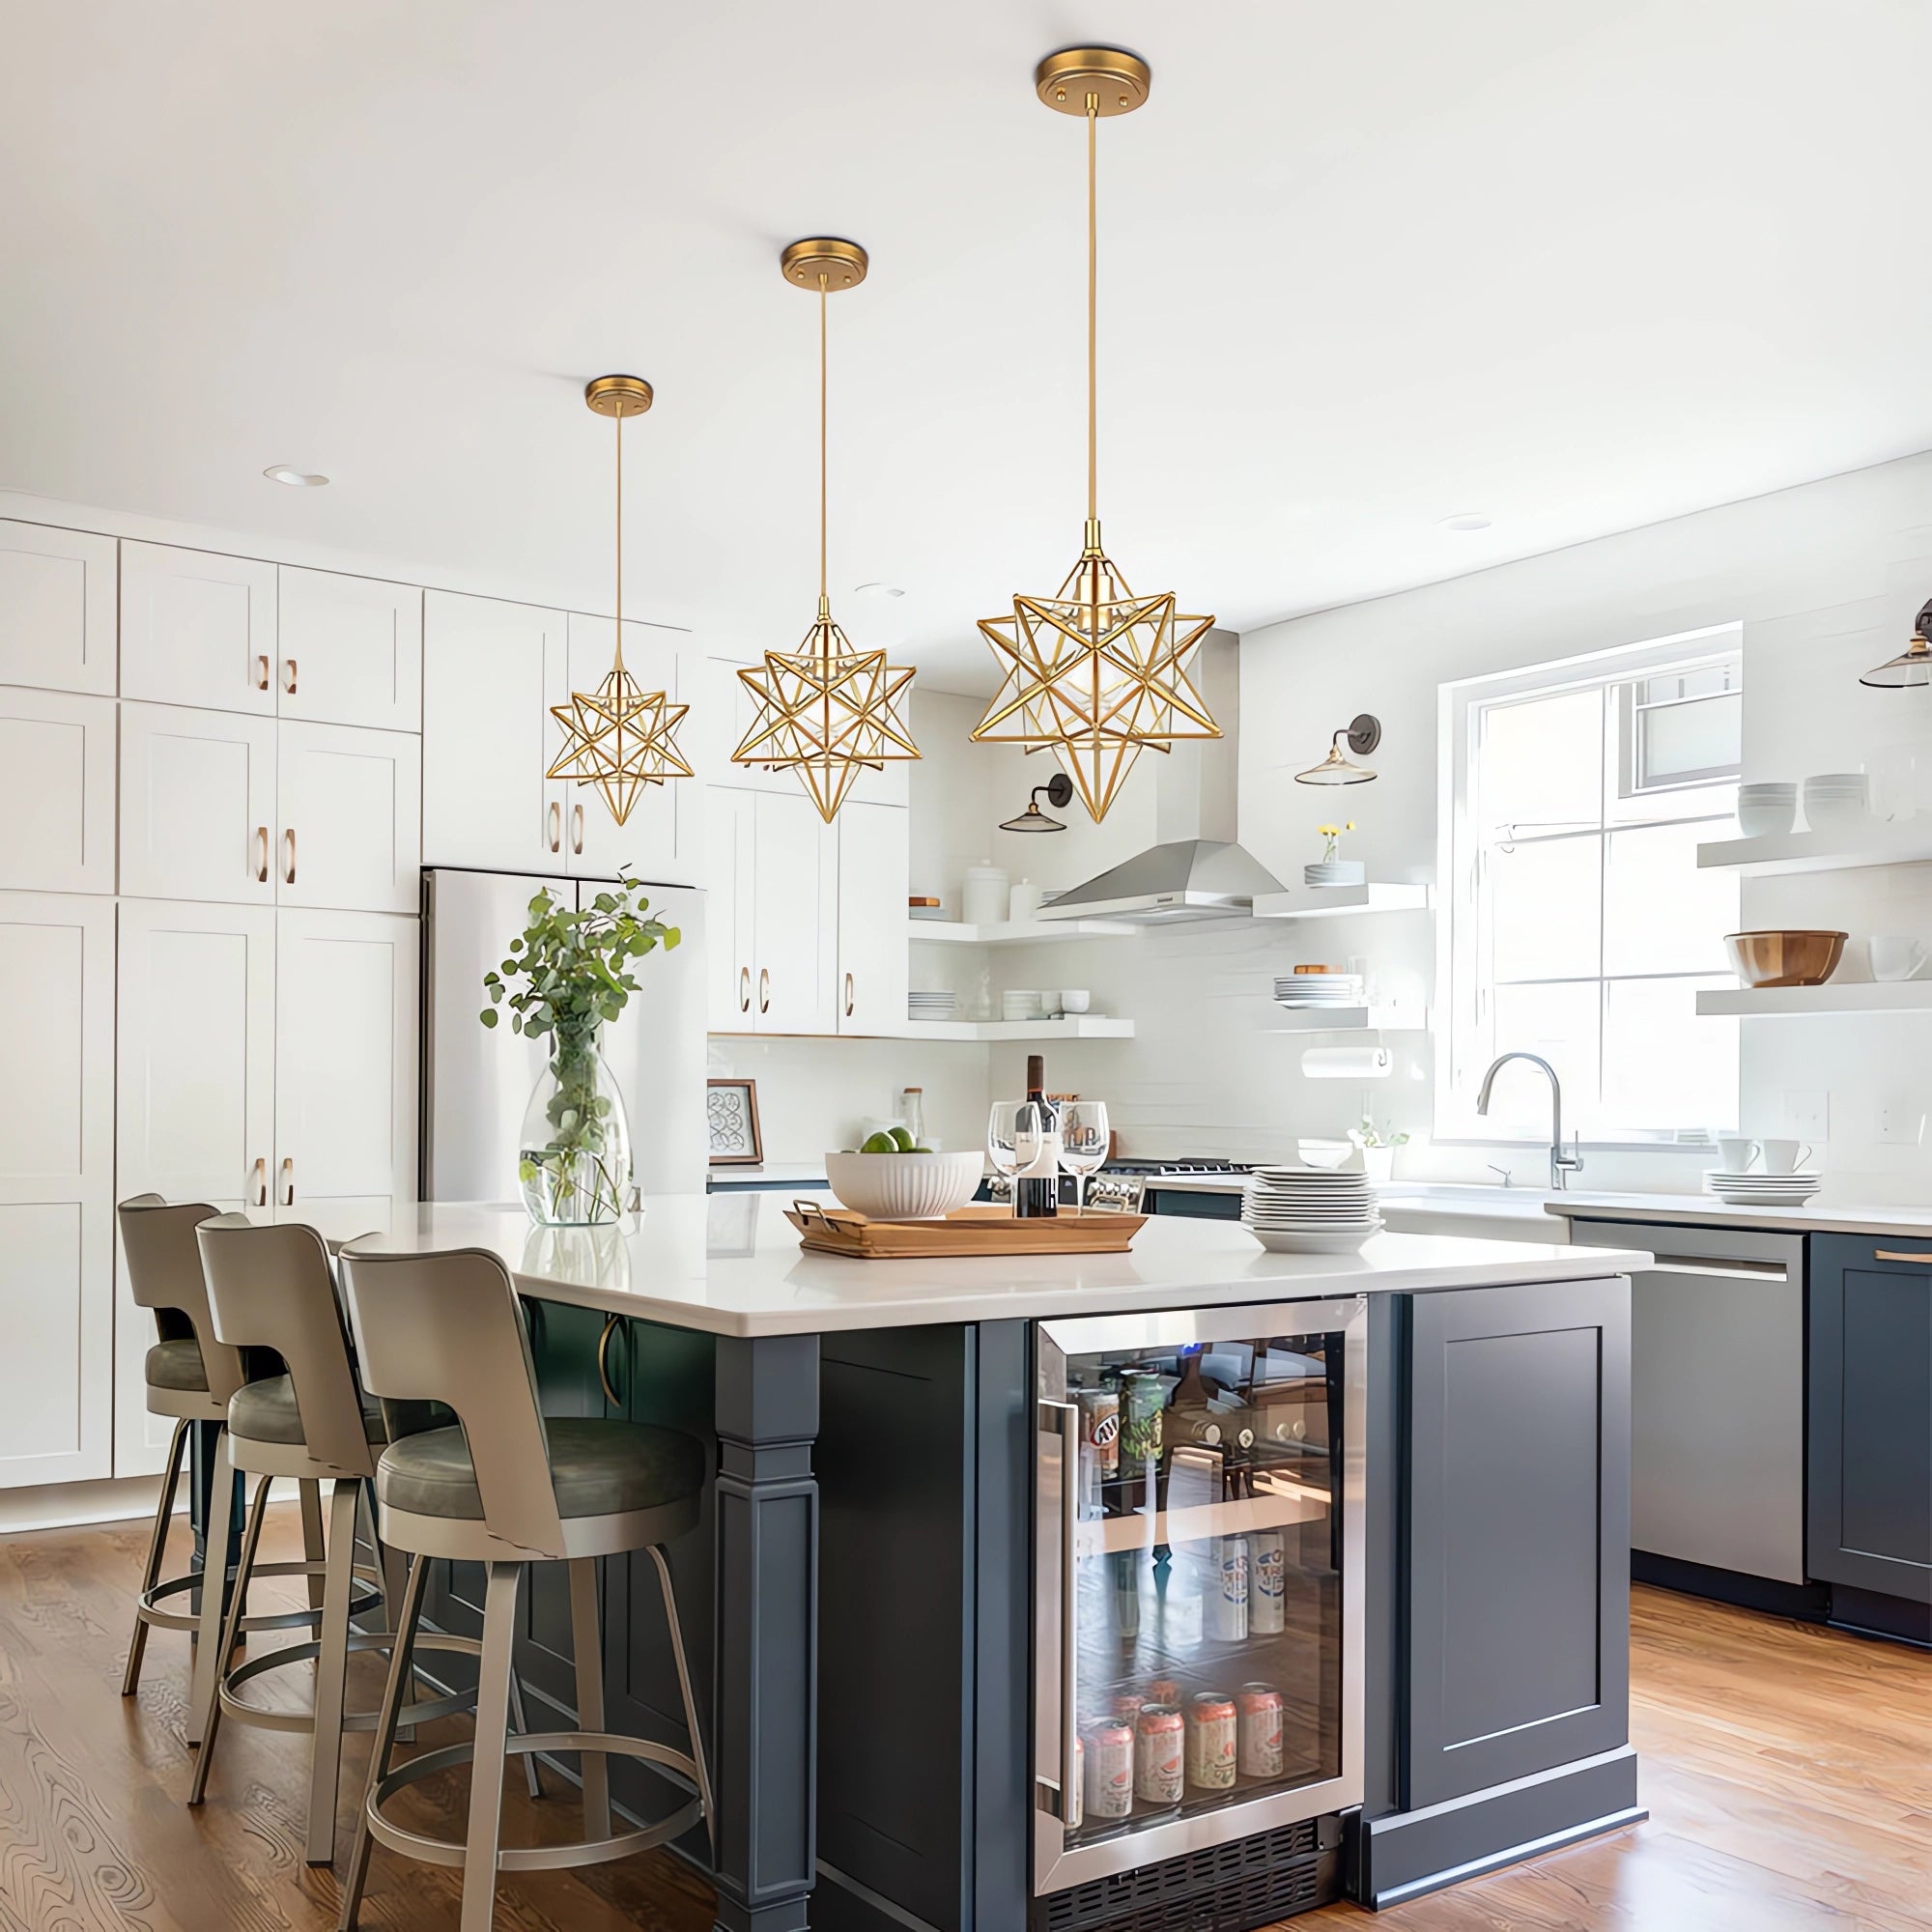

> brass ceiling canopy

[
  {"left": 733, "top": 237, "right": 920, "bottom": 822},
  {"left": 971, "top": 45, "right": 1219, "bottom": 823},
  {"left": 547, "top": 375, "right": 694, "bottom": 824},
  {"left": 1861, "top": 599, "right": 1932, "bottom": 689}
]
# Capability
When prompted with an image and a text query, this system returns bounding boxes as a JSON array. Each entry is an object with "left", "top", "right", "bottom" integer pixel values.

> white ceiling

[{"left": 5, "top": 1, "right": 1931, "bottom": 694}]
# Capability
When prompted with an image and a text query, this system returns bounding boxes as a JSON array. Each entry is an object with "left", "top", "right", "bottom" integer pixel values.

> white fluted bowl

[{"left": 823, "top": 1151, "right": 984, "bottom": 1221}]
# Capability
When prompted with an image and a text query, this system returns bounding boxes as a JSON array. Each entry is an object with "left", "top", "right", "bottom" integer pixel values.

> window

[{"left": 1439, "top": 628, "right": 1742, "bottom": 1143}]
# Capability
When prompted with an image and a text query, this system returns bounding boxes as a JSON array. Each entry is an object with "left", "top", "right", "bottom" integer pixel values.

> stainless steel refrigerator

[{"left": 422, "top": 867, "right": 708, "bottom": 1203}]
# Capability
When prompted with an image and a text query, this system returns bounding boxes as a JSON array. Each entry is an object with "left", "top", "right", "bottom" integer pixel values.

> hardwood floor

[{"left": 0, "top": 1504, "right": 1925, "bottom": 1930}]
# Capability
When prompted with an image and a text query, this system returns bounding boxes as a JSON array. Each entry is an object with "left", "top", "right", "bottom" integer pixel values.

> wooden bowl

[{"left": 1722, "top": 930, "right": 1847, "bottom": 988}]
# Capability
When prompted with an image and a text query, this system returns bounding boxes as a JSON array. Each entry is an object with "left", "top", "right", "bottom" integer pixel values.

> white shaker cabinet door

[
  {"left": 751, "top": 789, "right": 836, "bottom": 1036},
  {"left": 274, "top": 909, "right": 419, "bottom": 1243},
  {"left": 422, "top": 592, "right": 568, "bottom": 875},
  {"left": 276, "top": 566, "right": 423, "bottom": 731},
  {"left": 0, "top": 520, "right": 117, "bottom": 696},
  {"left": 0, "top": 687, "right": 117, "bottom": 894},
  {"left": 276, "top": 721, "right": 421, "bottom": 914},
  {"left": 119, "top": 700, "right": 277, "bottom": 905},
  {"left": 114, "top": 898, "right": 276, "bottom": 1473},
  {"left": 837, "top": 802, "right": 910, "bottom": 1036},
  {"left": 120, "top": 541, "right": 277, "bottom": 716},
  {"left": 705, "top": 786, "right": 755, "bottom": 1031},
  {"left": 0, "top": 895, "right": 114, "bottom": 1488},
  {"left": 562, "top": 615, "right": 690, "bottom": 885}
]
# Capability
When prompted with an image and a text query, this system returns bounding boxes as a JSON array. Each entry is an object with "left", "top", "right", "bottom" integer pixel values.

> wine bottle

[{"left": 1014, "top": 1053, "right": 1061, "bottom": 1218}]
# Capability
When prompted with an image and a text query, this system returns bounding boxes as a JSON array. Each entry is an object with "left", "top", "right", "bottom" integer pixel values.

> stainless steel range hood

[{"left": 1037, "top": 634, "right": 1286, "bottom": 923}]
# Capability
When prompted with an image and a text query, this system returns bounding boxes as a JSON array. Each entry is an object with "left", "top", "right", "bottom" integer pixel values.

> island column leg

[{"left": 712, "top": 1332, "right": 819, "bottom": 1932}]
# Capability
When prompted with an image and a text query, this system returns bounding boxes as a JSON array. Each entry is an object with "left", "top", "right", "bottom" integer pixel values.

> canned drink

[
  {"left": 1106, "top": 1689, "right": 1143, "bottom": 1721},
  {"left": 1133, "top": 1704, "right": 1184, "bottom": 1805},
  {"left": 1075, "top": 1387, "right": 1120, "bottom": 1489},
  {"left": 1249, "top": 1528, "right": 1285, "bottom": 1634},
  {"left": 1146, "top": 1676, "right": 1183, "bottom": 1709},
  {"left": 1082, "top": 1719, "right": 1135, "bottom": 1818},
  {"left": 1209, "top": 1535, "right": 1249, "bottom": 1641},
  {"left": 1184, "top": 1692, "right": 1237, "bottom": 1791},
  {"left": 1236, "top": 1684, "right": 1284, "bottom": 1779},
  {"left": 1119, "top": 1371, "right": 1164, "bottom": 1462},
  {"left": 1066, "top": 1729, "right": 1084, "bottom": 1829}
]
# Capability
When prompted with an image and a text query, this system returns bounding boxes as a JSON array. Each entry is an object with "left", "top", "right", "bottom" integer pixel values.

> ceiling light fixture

[
  {"left": 1861, "top": 598, "right": 1932, "bottom": 690},
  {"left": 1438, "top": 512, "right": 1492, "bottom": 532},
  {"left": 264, "top": 466, "right": 327, "bottom": 488},
  {"left": 546, "top": 375, "right": 694, "bottom": 825},
  {"left": 1295, "top": 714, "right": 1381, "bottom": 785},
  {"left": 732, "top": 239, "right": 920, "bottom": 821},
  {"left": 970, "top": 46, "right": 1219, "bottom": 823},
  {"left": 999, "top": 772, "right": 1074, "bottom": 833}
]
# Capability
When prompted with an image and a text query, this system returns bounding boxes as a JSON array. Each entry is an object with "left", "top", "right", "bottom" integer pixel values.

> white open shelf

[
  {"left": 907, "top": 917, "right": 1136, "bottom": 945},
  {"left": 1250, "top": 882, "right": 1432, "bottom": 921},
  {"left": 1696, "top": 982, "right": 1932, "bottom": 1018},
  {"left": 877, "top": 1015, "right": 1137, "bottom": 1042},
  {"left": 1264, "top": 1006, "right": 1425, "bottom": 1033},
  {"left": 1695, "top": 822, "right": 1932, "bottom": 876}
]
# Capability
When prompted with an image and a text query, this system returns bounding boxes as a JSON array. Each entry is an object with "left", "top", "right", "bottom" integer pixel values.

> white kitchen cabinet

[
  {"left": 752, "top": 791, "right": 837, "bottom": 1034},
  {"left": 114, "top": 898, "right": 276, "bottom": 1473},
  {"left": 0, "top": 687, "right": 117, "bottom": 894},
  {"left": 119, "top": 700, "right": 277, "bottom": 906},
  {"left": 423, "top": 591, "right": 568, "bottom": 875},
  {"left": 0, "top": 895, "right": 114, "bottom": 1488},
  {"left": 837, "top": 802, "right": 910, "bottom": 1035},
  {"left": 706, "top": 786, "right": 757, "bottom": 1031},
  {"left": 120, "top": 541, "right": 277, "bottom": 716},
  {"left": 274, "top": 908, "right": 419, "bottom": 1242},
  {"left": 562, "top": 614, "right": 693, "bottom": 886},
  {"left": 276, "top": 721, "right": 421, "bottom": 915},
  {"left": 0, "top": 520, "right": 117, "bottom": 696},
  {"left": 277, "top": 566, "right": 423, "bottom": 732}
]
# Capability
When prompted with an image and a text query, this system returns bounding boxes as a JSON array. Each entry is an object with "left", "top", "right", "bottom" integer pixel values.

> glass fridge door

[{"left": 1034, "top": 1296, "right": 1366, "bottom": 1894}]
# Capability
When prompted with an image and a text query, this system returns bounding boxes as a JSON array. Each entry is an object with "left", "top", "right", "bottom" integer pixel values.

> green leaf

[{"left": 480, "top": 1008, "right": 498, "bottom": 1028}]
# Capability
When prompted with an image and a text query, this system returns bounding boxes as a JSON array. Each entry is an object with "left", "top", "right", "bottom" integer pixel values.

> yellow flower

[
  {"left": 1317, "top": 823, "right": 1340, "bottom": 838},
  {"left": 1345, "top": 819, "right": 1356, "bottom": 832}
]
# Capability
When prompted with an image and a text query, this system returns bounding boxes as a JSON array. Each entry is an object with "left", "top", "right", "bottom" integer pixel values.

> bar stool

[
  {"left": 186, "top": 1214, "right": 534, "bottom": 1864},
  {"left": 118, "top": 1193, "right": 316, "bottom": 1746},
  {"left": 335, "top": 1242, "right": 712, "bottom": 1932}
]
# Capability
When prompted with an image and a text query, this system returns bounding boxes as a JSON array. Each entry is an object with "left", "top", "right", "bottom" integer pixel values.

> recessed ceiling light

[
  {"left": 1438, "top": 512, "right": 1492, "bottom": 532},
  {"left": 852, "top": 581, "right": 905, "bottom": 600},
  {"left": 264, "top": 465, "right": 328, "bottom": 488}
]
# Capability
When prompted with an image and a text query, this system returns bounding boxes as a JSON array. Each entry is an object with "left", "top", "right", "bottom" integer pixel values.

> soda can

[
  {"left": 1249, "top": 1528, "right": 1285, "bottom": 1635},
  {"left": 1065, "top": 1729, "right": 1084, "bottom": 1829},
  {"left": 1236, "top": 1683, "right": 1284, "bottom": 1779},
  {"left": 1133, "top": 1704, "right": 1184, "bottom": 1805},
  {"left": 1146, "top": 1676, "right": 1183, "bottom": 1710},
  {"left": 1209, "top": 1535, "right": 1249, "bottom": 1642},
  {"left": 1106, "top": 1689, "right": 1143, "bottom": 1721},
  {"left": 1184, "top": 1692, "right": 1237, "bottom": 1791},
  {"left": 1082, "top": 1719, "right": 1135, "bottom": 1819},
  {"left": 1119, "top": 1371, "right": 1165, "bottom": 1462},
  {"left": 1075, "top": 1387, "right": 1121, "bottom": 1488}
]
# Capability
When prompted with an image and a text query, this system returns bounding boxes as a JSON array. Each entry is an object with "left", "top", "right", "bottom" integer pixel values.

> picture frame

[{"left": 706, "top": 1077, "right": 763, "bottom": 1167}]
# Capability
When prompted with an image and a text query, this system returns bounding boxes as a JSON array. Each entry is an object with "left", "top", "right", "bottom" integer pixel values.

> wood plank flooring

[{"left": 0, "top": 1503, "right": 1925, "bottom": 1930}]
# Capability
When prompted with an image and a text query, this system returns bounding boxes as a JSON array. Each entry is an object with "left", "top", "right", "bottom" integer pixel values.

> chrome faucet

[{"left": 1476, "top": 1052, "right": 1585, "bottom": 1192}]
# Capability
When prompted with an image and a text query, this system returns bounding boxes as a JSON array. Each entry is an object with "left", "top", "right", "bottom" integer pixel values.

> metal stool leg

[
  {"left": 123, "top": 1418, "right": 189, "bottom": 1696},
  {"left": 460, "top": 1562, "right": 522, "bottom": 1932},
  {"left": 567, "top": 1557, "right": 610, "bottom": 1839},
  {"left": 187, "top": 1429, "right": 238, "bottom": 1747},
  {"left": 648, "top": 1543, "right": 714, "bottom": 1849},
  {"left": 303, "top": 1477, "right": 360, "bottom": 1863},
  {"left": 338, "top": 1550, "right": 429, "bottom": 1932},
  {"left": 364, "top": 1483, "right": 416, "bottom": 1745},
  {"left": 299, "top": 1478, "right": 327, "bottom": 1613},
  {"left": 188, "top": 1473, "right": 273, "bottom": 1804}
]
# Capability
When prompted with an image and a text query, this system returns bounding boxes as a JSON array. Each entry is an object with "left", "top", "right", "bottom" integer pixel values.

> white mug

[
  {"left": 1758, "top": 1139, "right": 1813, "bottom": 1175},
  {"left": 1867, "top": 935, "right": 1927, "bottom": 983},
  {"left": 1060, "top": 989, "right": 1091, "bottom": 1014},
  {"left": 1714, "top": 1135, "right": 1759, "bottom": 1171}
]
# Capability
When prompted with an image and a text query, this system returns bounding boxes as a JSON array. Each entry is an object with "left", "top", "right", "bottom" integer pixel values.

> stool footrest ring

[
  {"left": 213, "top": 1627, "right": 491, "bottom": 1736},
  {"left": 134, "top": 1559, "right": 379, "bottom": 1635}
]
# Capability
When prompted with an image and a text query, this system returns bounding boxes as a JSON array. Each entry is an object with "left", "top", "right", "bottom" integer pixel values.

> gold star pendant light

[
  {"left": 971, "top": 47, "right": 1219, "bottom": 823},
  {"left": 547, "top": 375, "right": 693, "bottom": 825},
  {"left": 731, "top": 238, "right": 919, "bottom": 822}
]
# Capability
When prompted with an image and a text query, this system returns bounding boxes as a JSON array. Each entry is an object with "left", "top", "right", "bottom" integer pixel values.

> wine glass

[
  {"left": 1058, "top": 1100, "right": 1111, "bottom": 1213},
  {"left": 986, "top": 1101, "right": 1046, "bottom": 1211}
]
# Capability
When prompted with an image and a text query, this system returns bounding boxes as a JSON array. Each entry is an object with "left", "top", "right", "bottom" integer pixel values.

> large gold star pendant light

[
  {"left": 732, "top": 239, "right": 919, "bottom": 822},
  {"left": 972, "top": 47, "right": 1219, "bottom": 823},
  {"left": 547, "top": 375, "right": 693, "bottom": 825}
]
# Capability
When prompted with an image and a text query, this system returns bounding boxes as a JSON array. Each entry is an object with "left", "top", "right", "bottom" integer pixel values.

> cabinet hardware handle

[
  {"left": 757, "top": 968, "right": 770, "bottom": 1015},
  {"left": 254, "top": 653, "right": 270, "bottom": 692},
  {"left": 252, "top": 1157, "right": 268, "bottom": 1208},
  {"left": 571, "top": 803, "right": 583, "bottom": 854},
  {"left": 1040, "top": 1398, "right": 1081, "bottom": 1822},
  {"left": 844, "top": 972, "right": 855, "bottom": 1018},
  {"left": 283, "top": 827, "right": 297, "bottom": 885},
  {"left": 1873, "top": 1250, "right": 1932, "bottom": 1264},
  {"left": 597, "top": 1314, "right": 624, "bottom": 1408},
  {"left": 254, "top": 826, "right": 269, "bottom": 883},
  {"left": 283, "top": 657, "right": 298, "bottom": 695},
  {"left": 279, "top": 1156, "right": 295, "bottom": 1208},
  {"left": 548, "top": 800, "right": 561, "bottom": 853},
  {"left": 738, "top": 966, "right": 752, "bottom": 1014}
]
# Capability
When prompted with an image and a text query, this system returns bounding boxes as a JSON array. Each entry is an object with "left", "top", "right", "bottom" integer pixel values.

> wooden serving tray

[{"left": 786, "top": 1201, "right": 1147, "bottom": 1259}]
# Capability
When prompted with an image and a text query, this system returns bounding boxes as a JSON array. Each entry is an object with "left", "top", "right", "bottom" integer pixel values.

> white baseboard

[{"left": 0, "top": 1473, "right": 309, "bottom": 1537}]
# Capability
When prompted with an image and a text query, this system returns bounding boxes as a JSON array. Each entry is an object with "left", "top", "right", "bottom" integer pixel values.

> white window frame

[{"left": 1435, "top": 623, "right": 1744, "bottom": 1148}]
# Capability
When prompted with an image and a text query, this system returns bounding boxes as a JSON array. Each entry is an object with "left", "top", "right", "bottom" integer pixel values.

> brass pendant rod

[
  {"left": 612, "top": 409, "right": 625, "bottom": 672},
  {"left": 818, "top": 272, "right": 830, "bottom": 628},
  {"left": 1087, "top": 95, "right": 1098, "bottom": 530}
]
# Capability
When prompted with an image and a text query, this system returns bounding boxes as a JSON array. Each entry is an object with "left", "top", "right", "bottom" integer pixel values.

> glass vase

[{"left": 518, "top": 1034, "right": 633, "bottom": 1227}]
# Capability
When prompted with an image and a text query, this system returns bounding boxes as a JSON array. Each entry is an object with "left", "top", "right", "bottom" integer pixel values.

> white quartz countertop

[
  {"left": 1544, "top": 1189, "right": 1932, "bottom": 1238},
  {"left": 343, "top": 1196, "right": 1651, "bottom": 1338}
]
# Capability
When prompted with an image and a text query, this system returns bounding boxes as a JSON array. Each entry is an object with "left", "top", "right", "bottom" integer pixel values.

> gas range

[{"left": 1102, "top": 1157, "right": 1258, "bottom": 1179}]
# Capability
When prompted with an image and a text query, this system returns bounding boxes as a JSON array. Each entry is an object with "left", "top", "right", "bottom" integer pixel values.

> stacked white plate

[
  {"left": 1703, "top": 1169, "right": 1822, "bottom": 1208},
  {"left": 1272, "top": 974, "right": 1365, "bottom": 1009},
  {"left": 1241, "top": 1164, "right": 1384, "bottom": 1253},
  {"left": 908, "top": 991, "right": 957, "bottom": 1021}
]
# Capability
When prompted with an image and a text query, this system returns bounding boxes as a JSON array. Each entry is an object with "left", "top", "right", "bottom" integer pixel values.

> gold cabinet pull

[
  {"left": 757, "top": 968, "right": 770, "bottom": 1015},
  {"left": 571, "top": 802, "right": 583, "bottom": 855},
  {"left": 254, "top": 653, "right": 270, "bottom": 692},
  {"left": 844, "top": 972, "right": 855, "bottom": 1018},
  {"left": 738, "top": 966, "right": 752, "bottom": 1014},
  {"left": 254, "top": 826, "right": 269, "bottom": 883},
  {"left": 1873, "top": 1250, "right": 1932, "bottom": 1264},
  {"left": 279, "top": 1156, "right": 295, "bottom": 1207},
  {"left": 548, "top": 800, "right": 562, "bottom": 853},
  {"left": 283, "top": 657, "right": 298, "bottom": 695},
  {"left": 597, "top": 1314, "right": 624, "bottom": 1408},
  {"left": 283, "top": 827, "right": 297, "bottom": 885},
  {"left": 252, "top": 1157, "right": 268, "bottom": 1207}
]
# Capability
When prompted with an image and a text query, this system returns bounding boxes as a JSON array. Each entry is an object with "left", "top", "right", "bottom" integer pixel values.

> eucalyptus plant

[{"left": 480, "top": 873, "right": 679, "bottom": 1219}]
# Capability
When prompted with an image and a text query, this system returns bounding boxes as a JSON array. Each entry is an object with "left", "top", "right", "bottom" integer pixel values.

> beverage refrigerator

[{"left": 1032, "top": 1297, "right": 1367, "bottom": 1904}]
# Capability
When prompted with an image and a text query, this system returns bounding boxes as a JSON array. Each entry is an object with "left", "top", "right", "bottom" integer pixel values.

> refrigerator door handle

[{"left": 1037, "top": 1397, "right": 1080, "bottom": 1823}]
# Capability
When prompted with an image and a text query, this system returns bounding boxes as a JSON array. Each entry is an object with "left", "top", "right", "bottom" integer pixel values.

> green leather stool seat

[
  {"left": 229, "top": 1374, "right": 386, "bottom": 1446},
  {"left": 145, "top": 1338, "right": 209, "bottom": 1392},
  {"left": 377, "top": 1418, "right": 704, "bottom": 1520}
]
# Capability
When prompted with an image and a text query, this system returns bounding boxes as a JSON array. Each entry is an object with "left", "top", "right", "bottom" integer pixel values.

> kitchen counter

[
  {"left": 1543, "top": 1188, "right": 1932, "bottom": 1237},
  {"left": 348, "top": 1195, "right": 1653, "bottom": 1337}
]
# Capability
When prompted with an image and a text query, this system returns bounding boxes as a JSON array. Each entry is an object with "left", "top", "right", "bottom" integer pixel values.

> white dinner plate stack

[
  {"left": 908, "top": 991, "right": 957, "bottom": 1023},
  {"left": 1241, "top": 1164, "right": 1384, "bottom": 1254},
  {"left": 1703, "top": 1169, "right": 1821, "bottom": 1208},
  {"left": 1272, "top": 974, "right": 1365, "bottom": 1010}
]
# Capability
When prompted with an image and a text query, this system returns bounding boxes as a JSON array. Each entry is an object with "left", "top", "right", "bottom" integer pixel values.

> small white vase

[{"left": 1304, "top": 859, "right": 1366, "bottom": 887}]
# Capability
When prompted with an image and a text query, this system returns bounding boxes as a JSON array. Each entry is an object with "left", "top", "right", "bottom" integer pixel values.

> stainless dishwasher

[{"left": 1569, "top": 1218, "right": 1805, "bottom": 1584}]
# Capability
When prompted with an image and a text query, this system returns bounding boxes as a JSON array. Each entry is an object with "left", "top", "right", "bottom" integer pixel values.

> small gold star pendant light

[
  {"left": 972, "top": 47, "right": 1219, "bottom": 822},
  {"left": 731, "top": 238, "right": 919, "bottom": 821},
  {"left": 547, "top": 375, "right": 694, "bottom": 825}
]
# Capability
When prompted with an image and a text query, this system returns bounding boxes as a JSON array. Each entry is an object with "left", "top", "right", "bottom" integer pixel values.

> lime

[
  {"left": 889, "top": 1125, "right": 917, "bottom": 1151},
  {"left": 860, "top": 1130, "right": 898, "bottom": 1154}
]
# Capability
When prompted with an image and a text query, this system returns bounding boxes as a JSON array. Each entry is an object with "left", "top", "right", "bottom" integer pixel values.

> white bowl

[
  {"left": 1737, "top": 800, "right": 1796, "bottom": 838},
  {"left": 823, "top": 1151, "right": 983, "bottom": 1221}
]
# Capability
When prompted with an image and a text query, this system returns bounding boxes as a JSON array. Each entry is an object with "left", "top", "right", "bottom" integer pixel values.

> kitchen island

[{"left": 351, "top": 1199, "right": 1651, "bottom": 1932}]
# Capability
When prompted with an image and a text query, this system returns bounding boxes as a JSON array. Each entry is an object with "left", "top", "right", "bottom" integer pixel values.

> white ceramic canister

[{"left": 961, "top": 863, "right": 1009, "bottom": 927}]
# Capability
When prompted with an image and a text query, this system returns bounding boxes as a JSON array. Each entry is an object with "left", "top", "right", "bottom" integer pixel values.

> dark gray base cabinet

[{"left": 1807, "top": 1236, "right": 1932, "bottom": 1642}]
